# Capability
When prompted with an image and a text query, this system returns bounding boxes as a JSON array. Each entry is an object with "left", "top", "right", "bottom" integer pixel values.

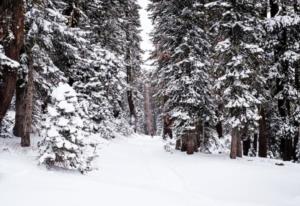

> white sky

[{"left": 138, "top": 0, "right": 155, "bottom": 71}]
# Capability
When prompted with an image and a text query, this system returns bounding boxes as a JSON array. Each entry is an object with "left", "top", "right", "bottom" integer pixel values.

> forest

[
  {"left": 1, "top": 1, "right": 300, "bottom": 205},
  {"left": 1, "top": 0, "right": 299, "bottom": 167}
]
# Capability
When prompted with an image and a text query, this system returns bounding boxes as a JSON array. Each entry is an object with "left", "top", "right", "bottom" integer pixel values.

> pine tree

[
  {"left": 149, "top": 0, "right": 215, "bottom": 154},
  {"left": 211, "top": 0, "right": 268, "bottom": 158},
  {"left": 265, "top": 0, "right": 300, "bottom": 161},
  {"left": 39, "top": 83, "right": 96, "bottom": 173}
]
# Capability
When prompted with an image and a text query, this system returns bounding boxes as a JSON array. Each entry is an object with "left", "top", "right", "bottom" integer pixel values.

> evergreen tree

[
  {"left": 265, "top": 0, "right": 300, "bottom": 161},
  {"left": 209, "top": 0, "right": 268, "bottom": 158},
  {"left": 149, "top": 0, "right": 215, "bottom": 154}
]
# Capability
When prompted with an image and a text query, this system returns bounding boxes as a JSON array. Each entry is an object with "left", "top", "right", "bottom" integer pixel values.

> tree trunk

[
  {"left": 0, "top": 0, "right": 25, "bottom": 124},
  {"left": 259, "top": 107, "right": 268, "bottom": 157},
  {"left": 270, "top": 0, "right": 279, "bottom": 17},
  {"left": 14, "top": 53, "right": 33, "bottom": 147},
  {"left": 243, "top": 138, "right": 251, "bottom": 156},
  {"left": 230, "top": 127, "right": 238, "bottom": 159},
  {"left": 253, "top": 133, "right": 258, "bottom": 156},
  {"left": 216, "top": 121, "right": 223, "bottom": 138},
  {"left": 237, "top": 135, "right": 242, "bottom": 158},
  {"left": 282, "top": 138, "right": 293, "bottom": 161},
  {"left": 186, "top": 136, "right": 195, "bottom": 155},
  {"left": 144, "top": 83, "right": 155, "bottom": 136},
  {"left": 163, "top": 114, "right": 173, "bottom": 139},
  {"left": 126, "top": 65, "right": 137, "bottom": 132}
]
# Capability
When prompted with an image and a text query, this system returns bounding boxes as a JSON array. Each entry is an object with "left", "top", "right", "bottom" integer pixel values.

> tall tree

[
  {"left": 211, "top": 0, "right": 267, "bottom": 159},
  {"left": 0, "top": 0, "right": 25, "bottom": 124},
  {"left": 149, "top": 0, "right": 215, "bottom": 154},
  {"left": 265, "top": 0, "right": 300, "bottom": 161}
]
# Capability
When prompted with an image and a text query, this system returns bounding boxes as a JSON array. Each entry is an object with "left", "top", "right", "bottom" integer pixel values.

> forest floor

[{"left": 1, "top": 134, "right": 300, "bottom": 206}]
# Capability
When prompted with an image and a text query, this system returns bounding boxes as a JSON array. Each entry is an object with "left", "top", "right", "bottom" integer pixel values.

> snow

[
  {"left": 1, "top": 135, "right": 300, "bottom": 206},
  {"left": 0, "top": 45, "right": 20, "bottom": 69}
]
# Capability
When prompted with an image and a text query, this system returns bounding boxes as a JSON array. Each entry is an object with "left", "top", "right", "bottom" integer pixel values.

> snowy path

[{"left": 1, "top": 135, "right": 300, "bottom": 206}]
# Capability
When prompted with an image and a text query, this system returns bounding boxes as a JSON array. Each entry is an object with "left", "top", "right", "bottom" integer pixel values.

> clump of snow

[
  {"left": 38, "top": 83, "right": 97, "bottom": 173},
  {"left": 0, "top": 45, "right": 20, "bottom": 69}
]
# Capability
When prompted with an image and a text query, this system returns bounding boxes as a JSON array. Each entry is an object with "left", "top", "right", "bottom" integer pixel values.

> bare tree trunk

[
  {"left": 230, "top": 127, "right": 238, "bottom": 159},
  {"left": 243, "top": 138, "right": 251, "bottom": 156},
  {"left": 216, "top": 121, "right": 223, "bottom": 138},
  {"left": 144, "top": 83, "right": 155, "bottom": 136},
  {"left": 237, "top": 135, "right": 242, "bottom": 158},
  {"left": 14, "top": 53, "right": 33, "bottom": 147},
  {"left": 259, "top": 107, "right": 268, "bottom": 157},
  {"left": 0, "top": 0, "right": 25, "bottom": 124},
  {"left": 270, "top": 0, "right": 279, "bottom": 17},
  {"left": 163, "top": 114, "right": 173, "bottom": 139},
  {"left": 126, "top": 65, "right": 137, "bottom": 132}
]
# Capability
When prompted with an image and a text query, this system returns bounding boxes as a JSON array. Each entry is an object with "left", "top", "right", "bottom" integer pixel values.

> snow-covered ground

[{"left": 1, "top": 135, "right": 300, "bottom": 206}]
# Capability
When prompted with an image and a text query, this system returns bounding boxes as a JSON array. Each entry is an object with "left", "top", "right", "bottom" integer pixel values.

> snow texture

[{"left": 1, "top": 135, "right": 300, "bottom": 206}]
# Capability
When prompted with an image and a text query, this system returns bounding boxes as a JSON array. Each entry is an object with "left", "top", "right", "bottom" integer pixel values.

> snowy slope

[{"left": 1, "top": 135, "right": 300, "bottom": 206}]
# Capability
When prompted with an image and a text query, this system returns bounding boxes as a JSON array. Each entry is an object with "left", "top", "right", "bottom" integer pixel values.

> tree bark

[
  {"left": 230, "top": 127, "right": 238, "bottom": 159},
  {"left": 0, "top": 0, "right": 25, "bottom": 124},
  {"left": 126, "top": 65, "right": 137, "bottom": 132},
  {"left": 216, "top": 121, "right": 223, "bottom": 138},
  {"left": 259, "top": 107, "right": 268, "bottom": 157},
  {"left": 144, "top": 83, "right": 155, "bottom": 136},
  {"left": 270, "top": 0, "right": 279, "bottom": 17},
  {"left": 237, "top": 135, "right": 242, "bottom": 158},
  {"left": 14, "top": 53, "right": 34, "bottom": 147},
  {"left": 243, "top": 138, "right": 251, "bottom": 156}
]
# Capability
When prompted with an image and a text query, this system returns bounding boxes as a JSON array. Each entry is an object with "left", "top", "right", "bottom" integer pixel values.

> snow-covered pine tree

[
  {"left": 264, "top": 0, "right": 300, "bottom": 161},
  {"left": 211, "top": 0, "right": 268, "bottom": 159},
  {"left": 39, "top": 83, "right": 96, "bottom": 173},
  {"left": 121, "top": 0, "right": 144, "bottom": 133},
  {"left": 23, "top": 0, "right": 141, "bottom": 170},
  {"left": 149, "top": 0, "right": 215, "bottom": 154}
]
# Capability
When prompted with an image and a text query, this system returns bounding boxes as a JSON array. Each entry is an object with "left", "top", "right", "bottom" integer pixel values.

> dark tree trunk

[
  {"left": 237, "top": 135, "right": 242, "bottom": 158},
  {"left": 293, "top": 133, "right": 299, "bottom": 161},
  {"left": 259, "top": 107, "right": 268, "bottom": 157},
  {"left": 0, "top": 0, "right": 25, "bottom": 124},
  {"left": 14, "top": 53, "right": 33, "bottom": 147},
  {"left": 186, "top": 136, "right": 195, "bottom": 155},
  {"left": 243, "top": 138, "right": 251, "bottom": 156},
  {"left": 270, "top": 0, "right": 279, "bottom": 17},
  {"left": 230, "top": 127, "right": 238, "bottom": 159},
  {"left": 294, "top": 0, "right": 300, "bottom": 13},
  {"left": 282, "top": 138, "right": 293, "bottom": 161},
  {"left": 127, "top": 65, "right": 137, "bottom": 132},
  {"left": 216, "top": 121, "right": 223, "bottom": 138},
  {"left": 253, "top": 133, "right": 258, "bottom": 156},
  {"left": 163, "top": 114, "right": 173, "bottom": 139}
]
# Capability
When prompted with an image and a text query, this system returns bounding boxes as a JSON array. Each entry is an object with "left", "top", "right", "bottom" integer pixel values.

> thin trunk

[
  {"left": 253, "top": 133, "right": 258, "bottom": 156},
  {"left": 282, "top": 138, "right": 293, "bottom": 161},
  {"left": 259, "top": 107, "right": 268, "bottom": 157},
  {"left": 14, "top": 52, "right": 33, "bottom": 147},
  {"left": 270, "top": 0, "right": 279, "bottom": 17},
  {"left": 0, "top": 0, "right": 25, "bottom": 124},
  {"left": 163, "top": 114, "right": 173, "bottom": 139},
  {"left": 237, "top": 135, "right": 242, "bottom": 158},
  {"left": 243, "top": 138, "right": 251, "bottom": 156},
  {"left": 216, "top": 121, "right": 223, "bottom": 138},
  {"left": 230, "top": 127, "right": 238, "bottom": 159},
  {"left": 126, "top": 65, "right": 137, "bottom": 132},
  {"left": 144, "top": 83, "right": 154, "bottom": 136}
]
